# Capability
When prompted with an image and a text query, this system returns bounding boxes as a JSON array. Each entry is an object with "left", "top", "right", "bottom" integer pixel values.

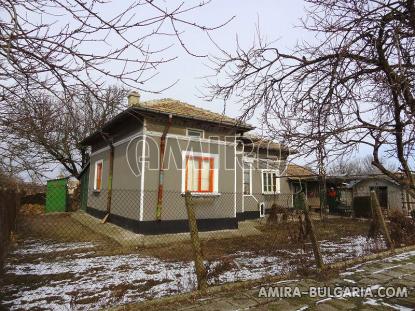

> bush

[
  {"left": 388, "top": 208, "right": 415, "bottom": 246},
  {"left": 267, "top": 204, "right": 287, "bottom": 224}
]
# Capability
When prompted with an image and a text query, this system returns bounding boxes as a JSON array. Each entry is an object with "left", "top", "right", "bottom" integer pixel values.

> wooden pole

[
  {"left": 184, "top": 191, "right": 208, "bottom": 290},
  {"left": 102, "top": 142, "right": 114, "bottom": 224},
  {"left": 300, "top": 192, "right": 324, "bottom": 271},
  {"left": 370, "top": 190, "right": 394, "bottom": 251}
]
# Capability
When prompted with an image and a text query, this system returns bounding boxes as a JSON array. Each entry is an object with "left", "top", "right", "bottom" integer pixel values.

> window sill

[
  {"left": 181, "top": 192, "right": 221, "bottom": 197},
  {"left": 262, "top": 192, "right": 281, "bottom": 195}
]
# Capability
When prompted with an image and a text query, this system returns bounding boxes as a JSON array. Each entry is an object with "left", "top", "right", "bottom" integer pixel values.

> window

[
  {"left": 187, "top": 128, "right": 204, "bottom": 138},
  {"left": 185, "top": 156, "right": 214, "bottom": 192},
  {"left": 94, "top": 160, "right": 103, "bottom": 191},
  {"left": 243, "top": 161, "right": 252, "bottom": 195},
  {"left": 262, "top": 170, "right": 280, "bottom": 194}
]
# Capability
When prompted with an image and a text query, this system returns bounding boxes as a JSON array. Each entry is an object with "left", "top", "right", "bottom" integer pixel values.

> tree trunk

[
  {"left": 300, "top": 192, "right": 324, "bottom": 271},
  {"left": 370, "top": 190, "right": 394, "bottom": 251},
  {"left": 184, "top": 191, "right": 208, "bottom": 290}
]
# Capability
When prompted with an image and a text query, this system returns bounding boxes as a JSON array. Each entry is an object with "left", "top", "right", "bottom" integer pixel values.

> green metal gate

[{"left": 45, "top": 178, "right": 68, "bottom": 213}]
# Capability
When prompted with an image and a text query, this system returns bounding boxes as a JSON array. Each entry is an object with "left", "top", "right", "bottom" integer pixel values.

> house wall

[
  {"left": 141, "top": 133, "right": 239, "bottom": 222},
  {"left": 84, "top": 114, "right": 298, "bottom": 233},
  {"left": 241, "top": 156, "right": 292, "bottom": 220},
  {"left": 145, "top": 117, "right": 238, "bottom": 140},
  {"left": 402, "top": 190, "right": 415, "bottom": 213},
  {"left": 87, "top": 126, "right": 143, "bottom": 227},
  {"left": 353, "top": 179, "right": 403, "bottom": 210}
]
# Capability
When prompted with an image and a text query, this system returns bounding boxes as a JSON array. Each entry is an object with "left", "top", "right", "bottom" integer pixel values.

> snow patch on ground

[
  {"left": 11, "top": 239, "right": 96, "bottom": 256},
  {"left": 1, "top": 235, "right": 388, "bottom": 310}
]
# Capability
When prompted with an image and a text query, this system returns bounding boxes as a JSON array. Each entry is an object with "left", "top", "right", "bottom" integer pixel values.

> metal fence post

[
  {"left": 184, "top": 191, "right": 208, "bottom": 290},
  {"left": 300, "top": 192, "right": 324, "bottom": 271},
  {"left": 370, "top": 190, "right": 394, "bottom": 251}
]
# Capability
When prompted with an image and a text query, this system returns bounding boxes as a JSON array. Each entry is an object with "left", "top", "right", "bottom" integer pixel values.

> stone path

[{"left": 158, "top": 251, "right": 415, "bottom": 310}]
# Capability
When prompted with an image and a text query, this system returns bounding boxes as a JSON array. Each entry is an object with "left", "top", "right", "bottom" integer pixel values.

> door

[
  {"left": 259, "top": 202, "right": 265, "bottom": 218},
  {"left": 370, "top": 186, "right": 388, "bottom": 209}
]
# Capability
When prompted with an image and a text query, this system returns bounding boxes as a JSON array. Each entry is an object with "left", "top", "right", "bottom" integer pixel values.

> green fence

[{"left": 45, "top": 178, "right": 68, "bottom": 213}]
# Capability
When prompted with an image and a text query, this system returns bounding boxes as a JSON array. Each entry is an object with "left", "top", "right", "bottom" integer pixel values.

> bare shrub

[
  {"left": 267, "top": 204, "right": 287, "bottom": 225},
  {"left": 207, "top": 257, "right": 239, "bottom": 284},
  {"left": 388, "top": 208, "right": 415, "bottom": 246}
]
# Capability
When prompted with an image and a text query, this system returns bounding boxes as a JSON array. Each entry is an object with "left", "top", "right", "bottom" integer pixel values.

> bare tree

[
  {"left": 328, "top": 155, "right": 397, "bottom": 176},
  {"left": 0, "top": 86, "right": 127, "bottom": 180},
  {"left": 208, "top": 0, "right": 415, "bottom": 198},
  {"left": 0, "top": 0, "right": 232, "bottom": 179},
  {"left": 0, "top": 0, "right": 232, "bottom": 103}
]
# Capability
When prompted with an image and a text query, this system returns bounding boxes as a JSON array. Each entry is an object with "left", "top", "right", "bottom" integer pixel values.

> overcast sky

[{"left": 138, "top": 0, "right": 312, "bottom": 128}]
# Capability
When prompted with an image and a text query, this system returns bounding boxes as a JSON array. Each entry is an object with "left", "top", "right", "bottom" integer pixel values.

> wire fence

[{"left": 1, "top": 185, "right": 413, "bottom": 310}]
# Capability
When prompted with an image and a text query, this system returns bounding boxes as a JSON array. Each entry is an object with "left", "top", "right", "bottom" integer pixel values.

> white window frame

[
  {"left": 181, "top": 151, "right": 219, "bottom": 194},
  {"left": 93, "top": 159, "right": 103, "bottom": 192},
  {"left": 243, "top": 159, "right": 253, "bottom": 195},
  {"left": 261, "top": 169, "right": 280, "bottom": 194},
  {"left": 186, "top": 128, "right": 204, "bottom": 138}
]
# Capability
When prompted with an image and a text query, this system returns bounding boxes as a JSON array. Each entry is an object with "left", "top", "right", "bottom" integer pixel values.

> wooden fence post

[
  {"left": 300, "top": 192, "right": 324, "bottom": 271},
  {"left": 184, "top": 191, "right": 208, "bottom": 290},
  {"left": 370, "top": 190, "right": 394, "bottom": 251}
]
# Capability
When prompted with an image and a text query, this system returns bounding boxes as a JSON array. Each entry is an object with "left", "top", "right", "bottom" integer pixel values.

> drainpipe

[
  {"left": 156, "top": 114, "right": 173, "bottom": 221},
  {"left": 102, "top": 138, "right": 114, "bottom": 224}
]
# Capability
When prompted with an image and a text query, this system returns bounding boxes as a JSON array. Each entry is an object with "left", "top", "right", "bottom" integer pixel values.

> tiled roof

[
  {"left": 134, "top": 98, "right": 252, "bottom": 129},
  {"left": 286, "top": 164, "right": 315, "bottom": 178},
  {"left": 241, "top": 134, "right": 284, "bottom": 151}
]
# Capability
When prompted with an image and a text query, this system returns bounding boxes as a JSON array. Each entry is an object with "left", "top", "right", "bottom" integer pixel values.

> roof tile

[{"left": 134, "top": 98, "right": 252, "bottom": 128}]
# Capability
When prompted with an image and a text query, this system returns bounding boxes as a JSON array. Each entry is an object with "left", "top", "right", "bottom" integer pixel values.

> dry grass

[
  {"left": 12, "top": 214, "right": 371, "bottom": 263},
  {"left": 142, "top": 218, "right": 371, "bottom": 261},
  {"left": 16, "top": 213, "right": 105, "bottom": 243},
  {"left": 19, "top": 203, "right": 45, "bottom": 216}
]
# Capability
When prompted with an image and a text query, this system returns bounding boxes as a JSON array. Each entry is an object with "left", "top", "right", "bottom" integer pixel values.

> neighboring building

[
  {"left": 345, "top": 176, "right": 415, "bottom": 213},
  {"left": 285, "top": 164, "right": 321, "bottom": 211},
  {"left": 283, "top": 168, "right": 415, "bottom": 214},
  {"left": 80, "top": 92, "right": 294, "bottom": 234}
]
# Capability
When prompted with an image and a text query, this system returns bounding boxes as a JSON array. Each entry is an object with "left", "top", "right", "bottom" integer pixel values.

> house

[
  {"left": 80, "top": 91, "right": 294, "bottom": 234},
  {"left": 285, "top": 164, "right": 321, "bottom": 210},
  {"left": 344, "top": 175, "right": 415, "bottom": 213}
]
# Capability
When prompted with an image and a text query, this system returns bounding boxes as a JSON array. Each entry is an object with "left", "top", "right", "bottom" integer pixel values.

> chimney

[{"left": 127, "top": 90, "right": 140, "bottom": 107}]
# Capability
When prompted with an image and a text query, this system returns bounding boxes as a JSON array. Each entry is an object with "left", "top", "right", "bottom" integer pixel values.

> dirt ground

[
  {"left": 14, "top": 213, "right": 373, "bottom": 261},
  {"left": 142, "top": 217, "right": 373, "bottom": 261},
  {"left": 1, "top": 213, "right": 388, "bottom": 310}
]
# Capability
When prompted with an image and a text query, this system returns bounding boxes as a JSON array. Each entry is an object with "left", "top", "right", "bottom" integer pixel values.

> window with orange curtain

[
  {"left": 94, "top": 160, "right": 103, "bottom": 191},
  {"left": 185, "top": 156, "right": 214, "bottom": 192}
]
